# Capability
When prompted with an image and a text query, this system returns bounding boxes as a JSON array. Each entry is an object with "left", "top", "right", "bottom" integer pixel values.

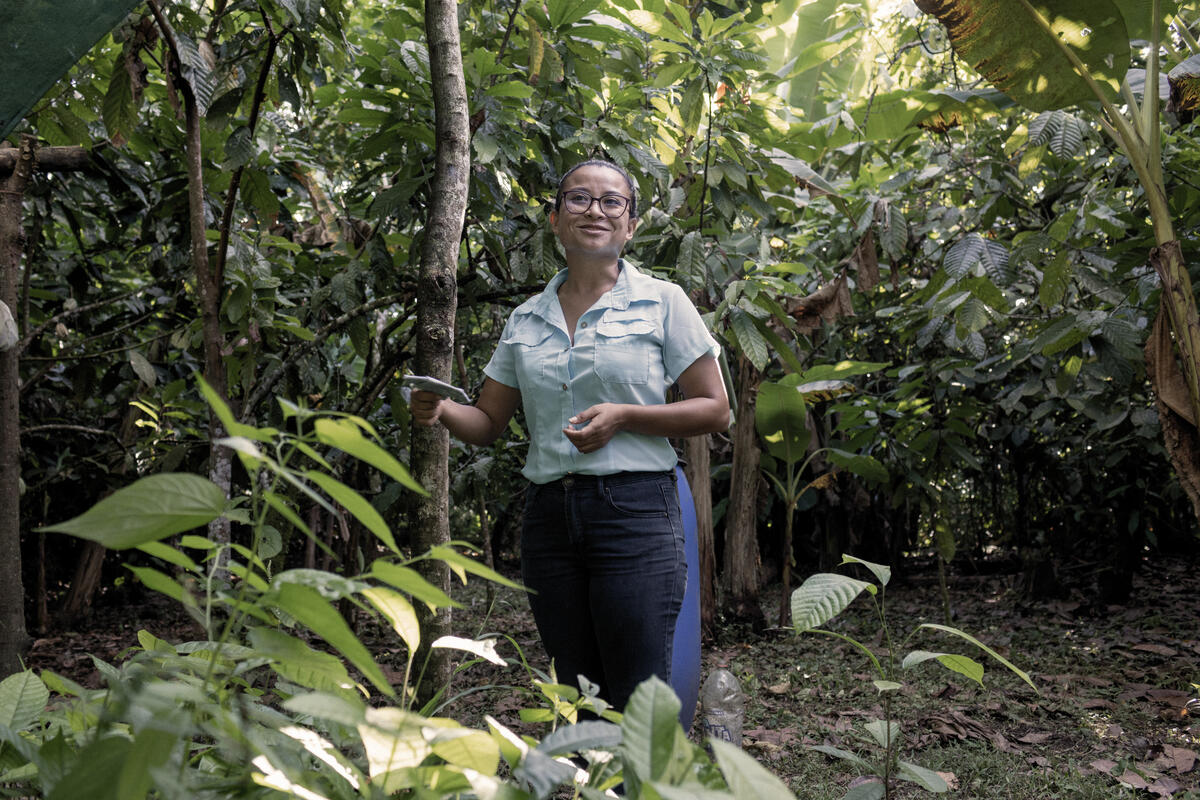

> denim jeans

[{"left": 521, "top": 470, "right": 686, "bottom": 711}]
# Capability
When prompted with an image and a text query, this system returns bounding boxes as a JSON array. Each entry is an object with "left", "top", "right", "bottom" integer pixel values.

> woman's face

[{"left": 550, "top": 165, "right": 638, "bottom": 261}]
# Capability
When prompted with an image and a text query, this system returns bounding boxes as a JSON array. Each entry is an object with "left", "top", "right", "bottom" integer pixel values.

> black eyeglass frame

[{"left": 557, "top": 189, "right": 632, "bottom": 219}]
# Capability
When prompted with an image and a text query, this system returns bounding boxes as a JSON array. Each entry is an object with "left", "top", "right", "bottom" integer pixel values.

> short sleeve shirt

[{"left": 484, "top": 261, "right": 720, "bottom": 484}]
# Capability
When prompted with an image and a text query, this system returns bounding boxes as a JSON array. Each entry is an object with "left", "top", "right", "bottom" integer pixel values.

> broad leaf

[
  {"left": 897, "top": 760, "right": 950, "bottom": 792},
  {"left": 0, "top": 672, "right": 49, "bottom": 732},
  {"left": 918, "top": 623, "right": 1038, "bottom": 691},
  {"left": 791, "top": 573, "right": 875, "bottom": 632},
  {"left": 902, "top": 650, "right": 985, "bottom": 685},
  {"left": 755, "top": 380, "right": 810, "bottom": 466},
  {"left": 914, "top": 0, "right": 1131, "bottom": 110},
  {"left": 537, "top": 720, "right": 622, "bottom": 756},
  {"left": 362, "top": 587, "right": 420, "bottom": 654},
  {"left": 839, "top": 555, "right": 891, "bottom": 587},
  {"left": 314, "top": 417, "right": 427, "bottom": 497},
  {"left": 620, "top": 676, "right": 682, "bottom": 782},
  {"left": 271, "top": 582, "right": 394, "bottom": 697},
  {"left": 711, "top": 739, "right": 795, "bottom": 800},
  {"left": 40, "top": 473, "right": 225, "bottom": 548}
]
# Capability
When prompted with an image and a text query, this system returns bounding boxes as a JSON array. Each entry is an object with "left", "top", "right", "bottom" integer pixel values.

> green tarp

[{"left": 0, "top": 0, "right": 144, "bottom": 140}]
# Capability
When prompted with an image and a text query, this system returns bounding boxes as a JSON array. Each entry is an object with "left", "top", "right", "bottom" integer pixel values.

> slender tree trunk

[
  {"left": 683, "top": 434, "right": 716, "bottom": 639},
  {"left": 722, "top": 356, "right": 763, "bottom": 625},
  {"left": 150, "top": 0, "right": 230, "bottom": 553},
  {"left": 411, "top": 0, "right": 469, "bottom": 707},
  {"left": 0, "top": 135, "right": 35, "bottom": 674}
]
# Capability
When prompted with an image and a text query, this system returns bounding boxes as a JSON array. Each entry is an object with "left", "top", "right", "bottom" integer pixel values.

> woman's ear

[{"left": 625, "top": 216, "right": 639, "bottom": 240}]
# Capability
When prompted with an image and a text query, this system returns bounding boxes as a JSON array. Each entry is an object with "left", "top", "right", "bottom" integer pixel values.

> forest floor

[{"left": 27, "top": 553, "right": 1200, "bottom": 799}]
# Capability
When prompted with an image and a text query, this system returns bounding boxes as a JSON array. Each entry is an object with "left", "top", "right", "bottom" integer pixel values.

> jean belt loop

[{"left": 596, "top": 473, "right": 606, "bottom": 496}]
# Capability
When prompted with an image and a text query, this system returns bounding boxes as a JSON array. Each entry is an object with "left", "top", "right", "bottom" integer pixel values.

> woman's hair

[{"left": 555, "top": 159, "right": 639, "bottom": 219}]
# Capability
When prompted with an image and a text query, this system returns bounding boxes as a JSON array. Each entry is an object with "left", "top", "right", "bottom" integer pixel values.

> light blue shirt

[{"left": 484, "top": 261, "right": 721, "bottom": 484}]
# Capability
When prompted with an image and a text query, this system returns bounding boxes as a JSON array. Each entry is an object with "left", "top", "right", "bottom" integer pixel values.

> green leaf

[
  {"left": 249, "top": 627, "right": 357, "bottom": 693},
  {"left": 913, "top": 0, "right": 1131, "bottom": 110},
  {"left": 40, "top": 474, "right": 225, "bottom": 549},
  {"left": 839, "top": 554, "right": 891, "bottom": 587},
  {"left": 918, "top": 623, "right": 1038, "bottom": 691},
  {"left": 825, "top": 450, "right": 889, "bottom": 484},
  {"left": 799, "top": 360, "right": 887, "bottom": 382},
  {"left": 755, "top": 380, "right": 810, "bottom": 466},
  {"left": 902, "top": 650, "right": 984, "bottom": 685},
  {"left": 128, "top": 350, "right": 156, "bottom": 387},
  {"left": 864, "top": 719, "right": 900, "bottom": 748},
  {"left": 791, "top": 573, "right": 874, "bottom": 632},
  {"left": 102, "top": 54, "right": 137, "bottom": 143},
  {"left": 431, "top": 635, "right": 506, "bottom": 666},
  {"left": 711, "top": 739, "right": 795, "bottom": 800},
  {"left": 305, "top": 470, "right": 399, "bottom": 554},
  {"left": 537, "top": 720, "right": 622, "bottom": 756},
  {"left": 271, "top": 582, "right": 394, "bottom": 697},
  {"left": 806, "top": 743, "right": 873, "bottom": 771},
  {"left": 370, "top": 562, "right": 463, "bottom": 611},
  {"left": 314, "top": 418, "right": 428, "bottom": 496},
  {"left": 843, "top": 780, "right": 887, "bottom": 800},
  {"left": 619, "top": 676, "right": 682, "bottom": 782},
  {"left": 362, "top": 587, "right": 420, "bottom": 654},
  {"left": 897, "top": 759, "right": 950, "bottom": 792},
  {"left": 47, "top": 735, "right": 132, "bottom": 800},
  {"left": 282, "top": 691, "right": 367, "bottom": 728},
  {"left": 729, "top": 308, "right": 769, "bottom": 371},
  {"left": 547, "top": 0, "right": 603, "bottom": 28},
  {"left": 427, "top": 545, "right": 525, "bottom": 590},
  {"left": 0, "top": 672, "right": 49, "bottom": 732},
  {"left": 430, "top": 729, "right": 501, "bottom": 774},
  {"left": 1041, "top": 251, "right": 1070, "bottom": 309}
]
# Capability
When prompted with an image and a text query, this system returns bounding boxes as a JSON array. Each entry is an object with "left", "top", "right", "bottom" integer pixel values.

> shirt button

[
  {"left": 580, "top": 321, "right": 588, "bottom": 328},
  {"left": 561, "top": 383, "right": 568, "bottom": 390}
]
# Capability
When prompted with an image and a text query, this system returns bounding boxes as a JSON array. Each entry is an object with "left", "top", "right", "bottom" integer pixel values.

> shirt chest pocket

[
  {"left": 594, "top": 317, "right": 656, "bottom": 385},
  {"left": 503, "top": 320, "right": 557, "bottom": 381}
]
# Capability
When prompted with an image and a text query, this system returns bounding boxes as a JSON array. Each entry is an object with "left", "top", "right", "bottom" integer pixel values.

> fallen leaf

[
  {"left": 1018, "top": 732, "right": 1053, "bottom": 744},
  {"left": 1117, "top": 770, "right": 1149, "bottom": 790},
  {"left": 1133, "top": 643, "right": 1179, "bottom": 657},
  {"left": 766, "top": 682, "right": 790, "bottom": 695},
  {"left": 1105, "top": 724, "right": 1123, "bottom": 737},
  {"left": 1080, "top": 698, "right": 1115, "bottom": 709},
  {"left": 1149, "top": 776, "right": 1182, "bottom": 797},
  {"left": 1090, "top": 759, "right": 1118, "bottom": 775},
  {"left": 1028, "top": 755, "right": 1051, "bottom": 767},
  {"left": 936, "top": 771, "right": 958, "bottom": 790},
  {"left": 1164, "top": 745, "right": 1197, "bottom": 774}
]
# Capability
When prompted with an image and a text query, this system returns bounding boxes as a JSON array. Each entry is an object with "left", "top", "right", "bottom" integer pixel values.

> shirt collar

[{"left": 518, "top": 259, "right": 661, "bottom": 321}]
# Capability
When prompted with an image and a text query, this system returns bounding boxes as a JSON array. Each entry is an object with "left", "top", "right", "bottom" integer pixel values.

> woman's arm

[
  {"left": 410, "top": 377, "right": 521, "bottom": 446},
  {"left": 563, "top": 355, "right": 728, "bottom": 454}
]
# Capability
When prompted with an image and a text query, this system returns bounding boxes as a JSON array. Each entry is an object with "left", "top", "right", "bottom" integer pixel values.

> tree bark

[
  {"left": 0, "top": 146, "right": 91, "bottom": 175},
  {"left": 683, "top": 434, "right": 716, "bottom": 639},
  {"left": 0, "top": 135, "right": 35, "bottom": 674},
  {"left": 721, "top": 355, "right": 763, "bottom": 626},
  {"left": 411, "top": 0, "right": 470, "bottom": 707}
]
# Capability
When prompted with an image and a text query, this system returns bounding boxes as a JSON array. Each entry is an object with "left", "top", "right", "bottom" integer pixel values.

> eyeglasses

[{"left": 559, "top": 189, "right": 631, "bottom": 219}]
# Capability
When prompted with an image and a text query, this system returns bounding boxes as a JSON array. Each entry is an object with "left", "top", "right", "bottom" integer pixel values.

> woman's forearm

[{"left": 617, "top": 397, "right": 729, "bottom": 438}]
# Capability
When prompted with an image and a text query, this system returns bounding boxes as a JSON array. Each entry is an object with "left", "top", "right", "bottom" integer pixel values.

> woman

[{"left": 411, "top": 159, "right": 728, "bottom": 711}]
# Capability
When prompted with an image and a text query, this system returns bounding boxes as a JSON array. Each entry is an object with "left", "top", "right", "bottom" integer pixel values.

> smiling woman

[{"left": 409, "top": 157, "right": 727, "bottom": 713}]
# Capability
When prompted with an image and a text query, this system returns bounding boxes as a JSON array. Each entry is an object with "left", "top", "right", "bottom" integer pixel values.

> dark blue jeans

[{"left": 521, "top": 470, "right": 686, "bottom": 712}]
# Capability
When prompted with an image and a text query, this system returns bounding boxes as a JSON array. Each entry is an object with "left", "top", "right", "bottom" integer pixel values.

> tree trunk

[
  {"left": 0, "top": 135, "right": 34, "bottom": 674},
  {"left": 1145, "top": 308, "right": 1200, "bottom": 522},
  {"left": 721, "top": 356, "right": 763, "bottom": 626},
  {"left": 683, "top": 434, "right": 716, "bottom": 639},
  {"left": 411, "top": 0, "right": 469, "bottom": 708}
]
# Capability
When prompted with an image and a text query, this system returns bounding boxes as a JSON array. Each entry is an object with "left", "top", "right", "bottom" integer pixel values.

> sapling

[{"left": 792, "top": 554, "right": 1037, "bottom": 800}]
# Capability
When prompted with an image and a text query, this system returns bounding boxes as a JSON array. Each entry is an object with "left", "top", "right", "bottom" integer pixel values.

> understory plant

[
  {"left": 791, "top": 554, "right": 1038, "bottom": 800},
  {"left": 0, "top": 382, "right": 802, "bottom": 799}
]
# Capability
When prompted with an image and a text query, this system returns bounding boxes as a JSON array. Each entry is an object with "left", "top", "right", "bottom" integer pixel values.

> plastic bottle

[{"left": 699, "top": 668, "right": 744, "bottom": 747}]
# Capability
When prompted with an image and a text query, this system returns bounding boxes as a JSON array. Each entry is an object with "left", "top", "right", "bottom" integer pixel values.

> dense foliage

[{"left": 5, "top": 0, "right": 1198, "bottom": 647}]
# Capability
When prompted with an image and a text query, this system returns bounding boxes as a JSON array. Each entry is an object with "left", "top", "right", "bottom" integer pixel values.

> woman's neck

[{"left": 561, "top": 257, "right": 621, "bottom": 297}]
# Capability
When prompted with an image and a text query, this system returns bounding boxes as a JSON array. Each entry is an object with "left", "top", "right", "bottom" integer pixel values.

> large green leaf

[
  {"left": 711, "top": 739, "right": 795, "bottom": 800},
  {"left": 0, "top": 0, "right": 145, "bottom": 138},
  {"left": 271, "top": 582, "right": 394, "bottom": 697},
  {"left": 619, "top": 676, "right": 682, "bottom": 783},
  {"left": 755, "top": 379, "right": 810, "bottom": 466},
  {"left": 0, "top": 672, "right": 49, "bottom": 732},
  {"left": 791, "top": 572, "right": 874, "bottom": 633},
  {"left": 39, "top": 474, "right": 225, "bottom": 549},
  {"left": 914, "top": 0, "right": 1131, "bottom": 110},
  {"left": 314, "top": 418, "right": 427, "bottom": 497}
]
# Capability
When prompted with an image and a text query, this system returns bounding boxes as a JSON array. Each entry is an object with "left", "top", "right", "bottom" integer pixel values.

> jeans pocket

[{"left": 602, "top": 477, "right": 670, "bottom": 518}]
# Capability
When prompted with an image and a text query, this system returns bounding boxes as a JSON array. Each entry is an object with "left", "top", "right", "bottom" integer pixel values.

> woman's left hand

[{"left": 563, "top": 403, "right": 626, "bottom": 453}]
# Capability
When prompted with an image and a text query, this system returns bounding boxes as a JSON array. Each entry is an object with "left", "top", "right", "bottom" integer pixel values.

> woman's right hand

[{"left": 409, "top": 389, "right": 446, "bottom": 427}]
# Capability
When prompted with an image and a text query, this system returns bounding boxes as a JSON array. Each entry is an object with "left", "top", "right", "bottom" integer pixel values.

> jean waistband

[{"left": 537, "top": 469, "right": 675, "bottom": 490}]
